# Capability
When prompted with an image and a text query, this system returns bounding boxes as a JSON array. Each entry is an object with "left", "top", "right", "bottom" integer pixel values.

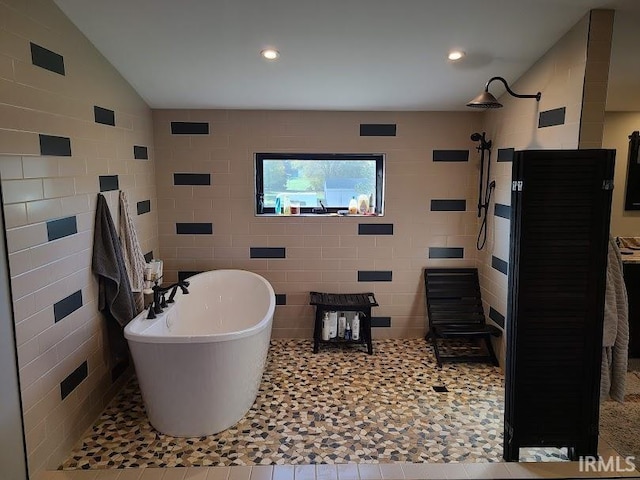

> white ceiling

[{"left": 54, "top": 0, "right": 640, "bottom": 111}]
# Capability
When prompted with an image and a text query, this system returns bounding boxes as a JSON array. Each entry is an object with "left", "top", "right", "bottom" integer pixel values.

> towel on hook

[
  {"left": 119, "top": 191, "right": 146, "bottom": 314},
  {"left": 92, "top": 193, "right": 136, "bottom": 328},
  {"left": 601, "top": 234, "right": 629, "bottom": 402}
]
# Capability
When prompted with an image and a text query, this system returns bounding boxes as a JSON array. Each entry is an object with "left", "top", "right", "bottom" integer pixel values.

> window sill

[{"left": 256, "top": 213, "right": 383, "bottom": 217}]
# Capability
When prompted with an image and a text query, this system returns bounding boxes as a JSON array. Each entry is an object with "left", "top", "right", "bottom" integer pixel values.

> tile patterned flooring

[
  {"left": 51, "top": 339, "right": 640, "bottom": 479},
  {"left": 59, "top": 339, "right": 578, "bottom": 471}
]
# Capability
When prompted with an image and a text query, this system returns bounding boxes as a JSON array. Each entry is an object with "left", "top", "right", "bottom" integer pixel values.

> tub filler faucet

[{"left": 147, "top": 280, "right": 190, "bottom": 319}]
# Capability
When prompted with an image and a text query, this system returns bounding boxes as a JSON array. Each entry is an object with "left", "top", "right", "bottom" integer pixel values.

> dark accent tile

[
  {"left": 39, "top": 134, "right": 71, "bottom": 156},
  {"left": 173, "top": 173, "right": 211, "bottom": 186},
  {"left": 432, "top": 385, "right": 449, "bottom": 393},
  {"left": 53, "top": 290, "right": 83, "bottom": 323},
  {"left": 178, "top": 271, "right": 203, "bottom": 282},
  {"left": 30, "top": 42, "right": 65, "bottom": 75},
  {"left": 170, "top": 121, "right": 209, "bottom": 135},
  {"left": 176, "top": 223, "right": 212, "bottom": 235},
  {"left": 538, "top": 107, "right": 566, "bottom": 128},
  {"left": 358, "top": 224, "right": 393, "bottom": 235},
  {"left": 494, "top": 203, "right": 511, "bottom": 220},
  {"left": 275, "top": 294, "right": 287, "bottom": 305},
  {"left": 99, "top": 175, "right": 119, "bottom": 192},
  {"left": 489, "top": 307, "right": 505, "bottom": 329},
  {"left": 133, "top": 145, "right": 149, "bottom": 160},
  {"left": 60, "top": 361, "right": 87, "bottom": 400},
  {"left": 430, "top": 199, "right": 466, "bottom": 211},
  {"left": 497, "top": 148, "right": 515, "bottom": 162},
  {"left": 94, "top": 106, "right": 115, "bottom": 126},
  {"left": 47, "top": 216, "right": 77, "bottom": 241},
  {"left": 432, "top": 150, "right": 469, "bottom": 162},
  {"left": 492, "top": 256, "right": 509, "bottom": 275},
  {"left": 428, "top": 247, "right": 464, "bottom": 259},
  {"left": 250, "top": 247, "right": 286, "bottom": 259},
  {"left": 371, "top": 316, "right": 391, "bottom": 328},
  {"left": 111, "top": 358, "right": 129, "bottom": 383},
  {"left": 359, "top": 124, "right": 397, "bottom": 136},
  {"left": 357, "top": 271, "right": 392, "bottom": 282},
  {"left": 136, "top": 200, "right": 151, "bottom": 215},
  {"left": 144, "top": 251, "right": 154, "bottom": 263}
]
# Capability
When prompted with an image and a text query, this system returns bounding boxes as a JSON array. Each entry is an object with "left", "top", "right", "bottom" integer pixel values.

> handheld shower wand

[{"left": 471, "top": 132, "right": 496, "bottom": 250}]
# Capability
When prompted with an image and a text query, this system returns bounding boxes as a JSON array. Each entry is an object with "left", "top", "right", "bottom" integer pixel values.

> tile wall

[
  {"left": 0, "top": 0, "right": 158, "bottom": 475},
  {"left": 153, "top": 110, "right": 482, "bottom": 338},
  {"left": 478, "top": 10, "right": 614, "bottom": 364}
]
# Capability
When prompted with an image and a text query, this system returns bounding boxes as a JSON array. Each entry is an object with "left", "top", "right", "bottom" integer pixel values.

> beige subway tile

[
  {"left": 2, "top": 178, "right": 44, "bottom": 203},
  {"left": 0, "top": 53, "right": 13, "bottom": 81},
  {"left": 44, "top": 177, "right": 76, "bottom": 198},
  {"left": 3, "top": 202, "right": 28, "bottom": 227},
  {"left": 58, "top": 157, "right": 87, "bottom": 177},
  {"left": 0, "top": 154, "right": 23, "bottom": 179},
  {"left": 0, "top": 128, "right": 40, "bottom": 155},
  {"left": 22, "top": 156, "right": 59, "bottom": 178},
  {"left": 74, "top": 176, "right": 98, "bottom": 195},
  {"left": 304, "top": 235, "right": 340, "bottom": 248},
  {"left": 321, "top": 247, "right": 357, "bottom": 259},
  {"left": 5, "top": 222, "right": 48, "bottom": 254},
  {"left": 26, "top": 198, "right": 63, "bottom": 223}
]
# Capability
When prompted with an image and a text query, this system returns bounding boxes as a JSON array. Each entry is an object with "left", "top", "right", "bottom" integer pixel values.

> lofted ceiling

[{"left": 54, "top": 0, "right": 640, "bottom": 111}]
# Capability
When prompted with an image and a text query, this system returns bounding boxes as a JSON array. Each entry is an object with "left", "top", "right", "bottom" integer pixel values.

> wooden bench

[{"left": 424, "top": 268, "right": 501, "bottom": 367}]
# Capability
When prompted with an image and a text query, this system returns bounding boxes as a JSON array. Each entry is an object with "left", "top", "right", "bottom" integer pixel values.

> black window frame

[{"left": 255, "top": 153, "right": 385, "bottom": 215}]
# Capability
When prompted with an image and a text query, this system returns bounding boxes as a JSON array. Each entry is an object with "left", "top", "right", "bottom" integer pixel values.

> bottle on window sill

[{"left": 348, "top": 196, "right": 358, "bottom": 214}]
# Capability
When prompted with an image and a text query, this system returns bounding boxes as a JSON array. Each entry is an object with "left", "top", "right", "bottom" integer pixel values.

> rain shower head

[{"left": 467, "top": 76, "right": 541, "bottom": 109}]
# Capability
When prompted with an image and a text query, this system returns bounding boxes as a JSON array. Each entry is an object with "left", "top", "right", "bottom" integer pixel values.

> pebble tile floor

[{"left": 60, "top": 339, "right": 571, "bottom": 471}]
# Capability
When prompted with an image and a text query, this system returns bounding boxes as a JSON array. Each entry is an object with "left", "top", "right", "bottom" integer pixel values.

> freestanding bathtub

[{"left": 124, "top": 269, "right": 275, "bottom": 437}]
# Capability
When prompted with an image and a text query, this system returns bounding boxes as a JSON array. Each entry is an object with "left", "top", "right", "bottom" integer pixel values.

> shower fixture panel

[
  {"left": 471, "top": 132, "right": 495, "bottom": 250},
  {"left": 467, "top": 76, "right": 541, "bottom": 109}
]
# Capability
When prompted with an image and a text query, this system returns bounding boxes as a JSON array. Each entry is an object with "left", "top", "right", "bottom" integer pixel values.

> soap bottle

[
  {"left": 352, "top": 313, "right": 360, "bottom": 341},
  {"left": 338, "top": 313, "right": 346, "bottom": 338},
  {"left": 283, "top": 195, "right": 291, "bottom": 215},
  {"left": 328, "top": 311, "right": 338, "bottom": 339},
  {"left": 348, "top": 196, "right": 358, "bottom": 214},
  {"left": 368, "top": 193, "right": 375, "bottom": 214},
  {"left": 322, "top": 312, "right": 330, "bottom": 341},
  {"left": 357, "top": 194, "right": 369, "bottom": 214},
  {"left": 344, "top": 320, "right": 352, "bottom": 340}
]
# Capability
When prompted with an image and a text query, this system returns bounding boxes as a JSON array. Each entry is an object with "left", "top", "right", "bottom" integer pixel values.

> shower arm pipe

[{"left": 485, "top": 76, "right": 541, "bottom": 101}]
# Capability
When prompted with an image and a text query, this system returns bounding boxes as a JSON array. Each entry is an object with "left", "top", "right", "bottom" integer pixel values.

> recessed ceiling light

[
  {"left": 448, "top": 50, "right": 465, "bottom": 61},
  {"left": 261, "top": 48, "right": 280, "bottom": 60}
]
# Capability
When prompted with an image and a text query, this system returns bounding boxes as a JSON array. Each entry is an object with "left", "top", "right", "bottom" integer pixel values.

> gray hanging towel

[
  {"left": 601, "top": 234, "right": 629, "bottom": 402},
  {"left": 92, "top": 193, "right": 136, "bottom": 328},
  {"left": 119, "top": 191, "right": 146, "bottom": 314}
]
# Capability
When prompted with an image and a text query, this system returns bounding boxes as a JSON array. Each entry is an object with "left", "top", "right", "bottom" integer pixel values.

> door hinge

[
  {"left": 602, "top": 179, "right": 614, "bottom": 191},
  {"left": 512, "top": 181, "right": 523, "bottom": 192}
]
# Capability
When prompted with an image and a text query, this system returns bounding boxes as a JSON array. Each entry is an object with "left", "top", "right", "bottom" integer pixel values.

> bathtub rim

[{"left": 124, "top": 269, "right": 275, "bottom": 344}]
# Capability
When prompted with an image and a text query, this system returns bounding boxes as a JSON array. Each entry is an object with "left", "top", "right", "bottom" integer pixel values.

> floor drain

[{"left": 433, "top": 385, "right": 449, "bottom": 393}]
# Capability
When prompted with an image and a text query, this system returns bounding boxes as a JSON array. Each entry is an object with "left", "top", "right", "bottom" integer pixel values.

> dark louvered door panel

[{"left": 504, "top": 149, "right": 614, "bottom": 461}]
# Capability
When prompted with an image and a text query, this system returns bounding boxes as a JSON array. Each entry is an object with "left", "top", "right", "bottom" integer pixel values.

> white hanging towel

[{"left": 119, "top": 191, "right": 147, "bottom": 314}]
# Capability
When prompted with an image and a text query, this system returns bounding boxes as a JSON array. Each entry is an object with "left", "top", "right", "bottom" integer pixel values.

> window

[{"left": 255, "top": 153, "right": 385, "bottom": 215}]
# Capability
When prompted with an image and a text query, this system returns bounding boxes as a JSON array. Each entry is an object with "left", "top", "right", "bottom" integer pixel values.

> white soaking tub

[{"left": 124, "top": 269, "right": 275, "bottom": 437}]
